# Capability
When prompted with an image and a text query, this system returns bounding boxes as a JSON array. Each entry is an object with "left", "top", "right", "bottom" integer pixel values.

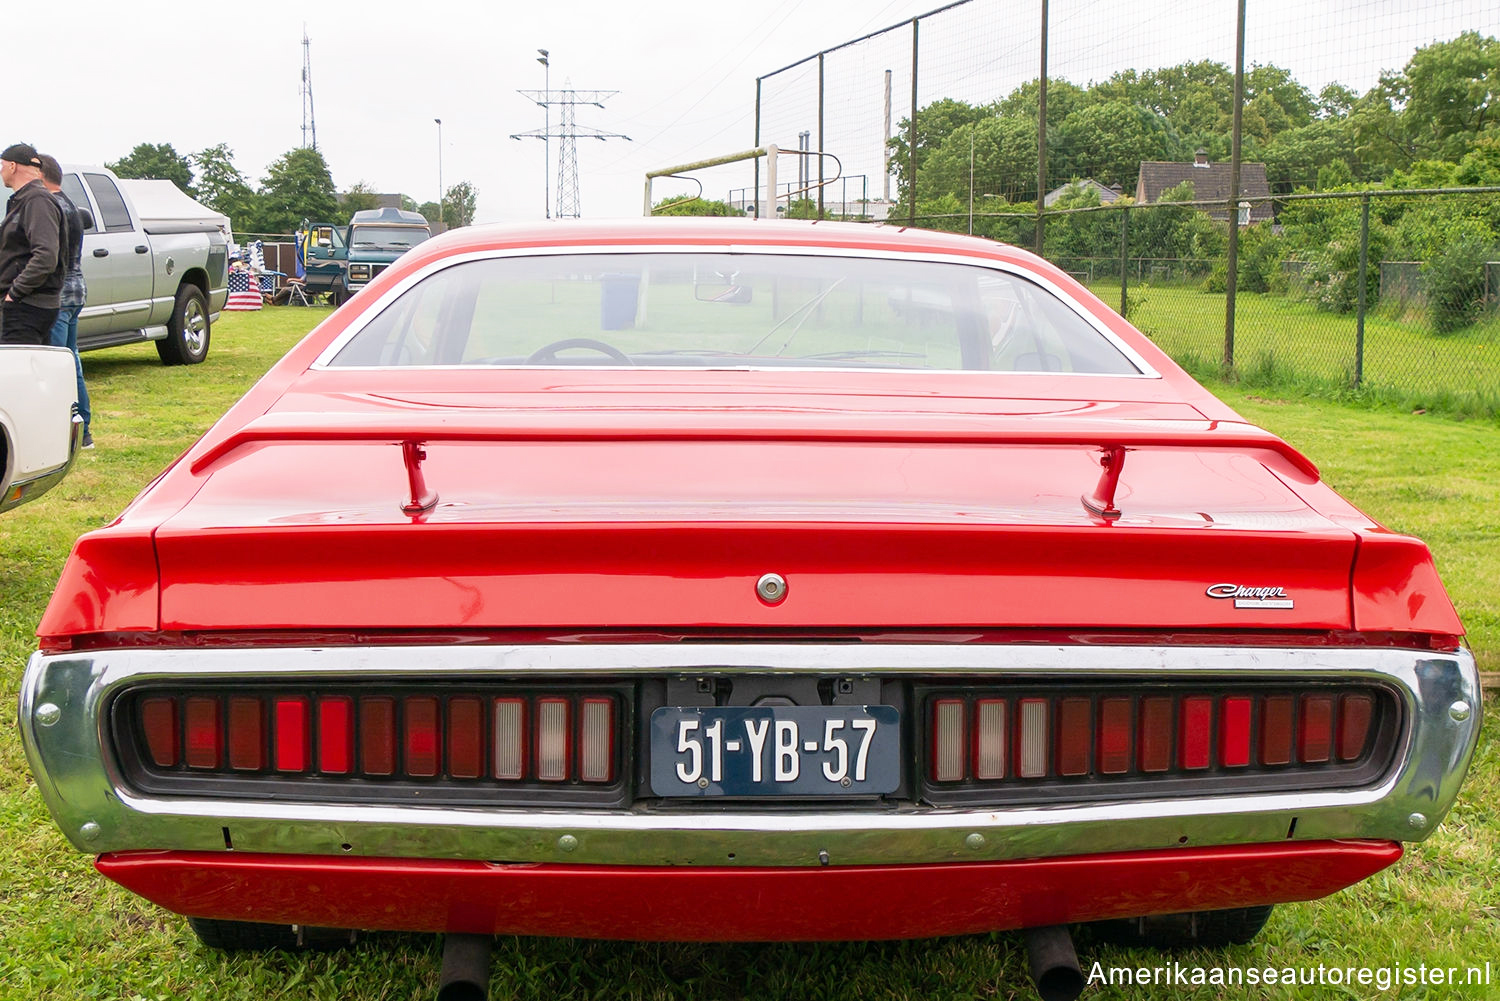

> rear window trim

[{"left": 310, "top": 244, "right": 1161, "bottom": 379}]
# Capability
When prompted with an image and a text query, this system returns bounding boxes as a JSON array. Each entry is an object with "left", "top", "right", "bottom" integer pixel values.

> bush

[{"left": 1422, "top": 234, "right": 1494, "bottom": 333}]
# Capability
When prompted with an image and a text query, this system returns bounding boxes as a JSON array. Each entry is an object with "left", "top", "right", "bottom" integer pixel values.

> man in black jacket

[{"left": 0, "top": 142, "right": 63, "bottom": 345}]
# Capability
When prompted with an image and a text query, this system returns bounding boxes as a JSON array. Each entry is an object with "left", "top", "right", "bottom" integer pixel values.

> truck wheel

[
  {"left": 331, "top": 282, "right": 348, "bottom": 307},
  {"left": 157, "top": 284, "right": 211, "bottom": 366},
  {"left": 187, "top": 916, "right": 357, "bottom": 951}
]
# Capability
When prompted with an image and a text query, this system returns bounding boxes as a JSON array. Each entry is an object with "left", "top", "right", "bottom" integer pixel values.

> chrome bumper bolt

[
  {"left": 557, "top": 834, "right": 578, "bottom": 853},
  {"left": 965, "top": 833, "right": 986, "bottom": 851},
  {"left": 35, "top": 703, "right": 60, "bottom": 727},
  {"left": 1449, "top": 701, "right": 1472, "bottom": 723},
  {"left": 1408, "top": 812, "right": 1428, "bottom": 831}
]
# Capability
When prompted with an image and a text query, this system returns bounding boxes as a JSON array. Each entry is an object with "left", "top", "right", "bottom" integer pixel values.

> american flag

[{"left": 224, "top": 269, "right": 263, "bottom": 311}]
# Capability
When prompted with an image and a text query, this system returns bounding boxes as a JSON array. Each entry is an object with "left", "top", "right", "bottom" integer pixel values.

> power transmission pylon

[
  {"left": 512, "top": 84, "right": 628, "bottom": 219},
  {"left": 300, "top": 28, "right": 317, "bottom": 151}
]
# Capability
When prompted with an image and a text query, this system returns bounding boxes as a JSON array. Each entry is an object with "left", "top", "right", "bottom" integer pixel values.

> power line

[{"left": 512, "top": 84, "right": 630, "bottom": 219}]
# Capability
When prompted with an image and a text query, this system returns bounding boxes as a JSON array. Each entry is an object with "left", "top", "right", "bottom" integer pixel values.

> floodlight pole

[
  {"left": 434, "top": 118, "right": 443, "bottom": 224},
  {"left": 538, "top": 49, "right": 550, "bottom": 220}
]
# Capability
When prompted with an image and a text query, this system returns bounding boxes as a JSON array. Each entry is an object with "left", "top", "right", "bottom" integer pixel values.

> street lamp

[
  {"left": 434, "top": 118, "right": 443, "bottom": 227},
  {"left": 537, "top": 49, "right": 550, "bottom": 220}
]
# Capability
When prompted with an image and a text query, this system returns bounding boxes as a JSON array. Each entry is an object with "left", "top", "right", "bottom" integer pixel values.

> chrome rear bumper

[{"left": 19, "top": 643, "right": 1480, "bottom": 867}]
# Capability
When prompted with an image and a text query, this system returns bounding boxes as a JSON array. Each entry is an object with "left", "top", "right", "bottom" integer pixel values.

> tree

[
  {"left": 1052, "top": 102, "right": 1183, "bottom": 189},
  {"left": 652, "top": 196, "right": 736, "bottom": 217},
  {"left": 257, "top": 147, "right": 340, "bottom": 234},
  {"left": 108, "top": 143, "right": 194, "bottom": 194},
  {"left": 189, "top": 144, "right": 259, "bottom": 231},
  {"left": 417, "top": 201, "right": 442, "bottom": 224},
  {"left": 1353, "top": 32, "right": 1500, "bottom": 172},
  {"left": 341, "top": 181, "right": 381, "bottom": 215},
  {"left": 442, "top": 181, "right": 478, "bottom": 228}
]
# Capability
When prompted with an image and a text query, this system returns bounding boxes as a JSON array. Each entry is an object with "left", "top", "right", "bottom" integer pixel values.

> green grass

[
  {"left": 1089, "top": 282, "right": 1500, "bottom": 421},
  {"left": 2, "top": 307, "right": 1497, "bottom": 999}
]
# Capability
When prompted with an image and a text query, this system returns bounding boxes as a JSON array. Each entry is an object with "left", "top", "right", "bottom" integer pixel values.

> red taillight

[
  {"left": 404, "top": 697, "right": 441, "bottom": 778},
  {"left": 1299, "top": 695, "right": 1334, "bottom": 763},
  {"left": 1097, "top": 697, "right": 1132, "bottom": 775},
  {"left": 1178, "top": 696, "right": 1213, "bottom": 770},
  {"left": 926, "top": 688, "right": 1385, "bottom": 789},
  {"left": 184, "top": 696, "right": 222, "bottom": 770},
  {"left": 1056, "top": 698, "right": 1092, "bottom": 777},
  {"left": 1137, "top": 697, "right": 1173, "bottom": 773},
  {"left": 318, "top": 697, "right": 354, "bottom": 775},
  {"left": 1339, "top": 694, "right": 1374, "bottom": 761},
  {"left": 131, "top": 690, "right": 620, "bottom": 788},
  {"left": 360, "top": 697, "right": 397, "bottom": 777},
  {"left": 1218, "top": 696, "right": 1252, "bottom": 768},
  {"left": 448, "top": 697, "right": 484, "bottom": 780},
  {"left": 1260, "top": 695, "right": 1294, "bottom": 766},
  {"left": 140, "top": 696, "right": 179, "bottom": 768},
  {"left": 227, "top": 696, "right": 266, "bottom": 771},
  {"left": 274, "top": 697, "right": 310, "bottom": 773}
]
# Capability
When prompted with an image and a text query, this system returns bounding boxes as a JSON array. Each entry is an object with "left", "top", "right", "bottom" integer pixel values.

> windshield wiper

[
  {"left": 744, "top": 278, "right": 846, "bottom": 356},
  {"left": 801, "top": 350, "right": 924, "bottom": 361}
]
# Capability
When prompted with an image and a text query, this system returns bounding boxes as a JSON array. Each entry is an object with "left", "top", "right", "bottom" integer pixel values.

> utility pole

[{"left": 513, "top": 62, "right": 628, "bottom": 219}]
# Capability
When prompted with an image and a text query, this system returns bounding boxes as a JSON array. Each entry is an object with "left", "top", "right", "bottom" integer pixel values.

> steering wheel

[{"left": 524, "top": 338, "right": 633, "bottom": 366}]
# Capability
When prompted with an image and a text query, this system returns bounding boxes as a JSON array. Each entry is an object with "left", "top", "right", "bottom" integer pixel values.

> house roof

[
  {"left": 1135, "top": 160, "right": 1274, "bottom": 222},
  {"left": 1043, "top": 178, "right": 1123, "bottom": 207}
]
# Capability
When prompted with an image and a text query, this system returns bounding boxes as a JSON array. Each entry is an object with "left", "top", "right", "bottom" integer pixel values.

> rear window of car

[{"left": 325, "top": 252, "right": 1143, "bottom": 375}]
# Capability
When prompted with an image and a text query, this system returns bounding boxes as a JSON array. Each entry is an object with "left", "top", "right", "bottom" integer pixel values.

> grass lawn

[
  {"left": 1086, "top": 282, "right": 1500, "bottom": 420},
  {"left": 2, "top": 307, "right": 1496, "bottom": 999}
]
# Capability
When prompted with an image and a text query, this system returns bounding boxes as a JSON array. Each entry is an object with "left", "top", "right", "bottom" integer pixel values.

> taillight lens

[
  {"left": 128, "top": 690, "right": 619, "bottom": 786},
  {"left": 928, "top": 687, "right": 1390, "bottom": 785}
]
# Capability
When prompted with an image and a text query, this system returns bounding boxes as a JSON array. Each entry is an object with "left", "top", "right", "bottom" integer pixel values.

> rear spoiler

[
  {"left": 191, "top": 411, "right": 1318, "bottom": 475},
  {"left": 190, "top": 412, "right": 1319, "bottom": 523}
]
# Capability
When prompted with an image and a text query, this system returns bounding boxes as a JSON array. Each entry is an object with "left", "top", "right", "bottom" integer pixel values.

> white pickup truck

[
  {"left": 54, "top": 166, "right": 230, "bottom": 365},
  {"left": 0, "top": 345, "right": 81, "bottom": 513}
]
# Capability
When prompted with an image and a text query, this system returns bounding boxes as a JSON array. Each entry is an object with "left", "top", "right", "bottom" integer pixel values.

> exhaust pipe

[
  {"left": 1023, "top": 925, "right": 1084, "bottom": 1001},
  {"left": 436, "top": 933, "right": 493, "bottom": 1001}
]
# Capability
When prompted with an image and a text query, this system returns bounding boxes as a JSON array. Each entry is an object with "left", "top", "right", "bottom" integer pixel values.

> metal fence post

[
  {"left": 1035, "top": 0, "right": 1048, "bottom": 257},
  {"left": 909, "top": 17, "right": 919, "bottom": 227},
  {"left": 818, "top": 52, "right": 826, "bottom": 220},
  {"left": 753, "top": 77, "right": 762, "bottom": 219},
  {"left": 1119, "top": 204, "right": 1130, "bottom": 317},
  {"left": 1223, "top": 0, "right": 1246, "bottom": 372},
  {"left": 1356, "top": 192, "right": 1369, "bottom": 387}
]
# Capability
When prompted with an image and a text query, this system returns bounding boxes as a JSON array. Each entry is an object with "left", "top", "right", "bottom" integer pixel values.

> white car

[{"left": 0, "top": 345, "right": 82, "bottom": 513}]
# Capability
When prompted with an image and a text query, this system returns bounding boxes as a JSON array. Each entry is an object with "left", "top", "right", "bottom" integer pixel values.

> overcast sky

[{"left": 14, "top": 0, "right": 1493, "bottom": 226}]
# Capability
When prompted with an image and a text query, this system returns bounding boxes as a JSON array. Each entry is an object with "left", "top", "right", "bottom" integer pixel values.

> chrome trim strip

[
  {"left": 308, "top": 244, "right": 1160, "bottom": 378},
  {"left": 20, "top": 643, "right": 1479, "bottom": 867}
]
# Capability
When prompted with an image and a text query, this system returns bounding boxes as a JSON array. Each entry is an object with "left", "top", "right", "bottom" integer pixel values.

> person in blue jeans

[{"left": 39, "top": 154, "right": 91, "bottom": 448}]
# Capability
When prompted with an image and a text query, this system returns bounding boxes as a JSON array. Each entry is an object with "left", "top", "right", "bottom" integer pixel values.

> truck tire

[
  {"left": 331, "top": 282, "right": 349, "bottom": 307},
  {"left": 157, "top": 284, "right": 211, "bottom": 366}
]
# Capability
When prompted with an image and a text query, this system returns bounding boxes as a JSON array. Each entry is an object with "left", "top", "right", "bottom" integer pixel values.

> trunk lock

[{"left": 756, "top": 573, "right": 788, "bottom": 604}]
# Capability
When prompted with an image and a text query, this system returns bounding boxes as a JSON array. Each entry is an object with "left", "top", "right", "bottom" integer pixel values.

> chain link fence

[{"left": 734, "top": 0, "right": 1500, "bottom": 416}]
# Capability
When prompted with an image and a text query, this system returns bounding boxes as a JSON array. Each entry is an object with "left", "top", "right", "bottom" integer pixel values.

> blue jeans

[{"left": 49, "top": 305, "right": 90, "bottom": 433}]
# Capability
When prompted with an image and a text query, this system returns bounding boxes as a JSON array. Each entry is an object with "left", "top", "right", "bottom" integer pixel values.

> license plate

[{"left": 649, "top": 705, "right": 900, "bottom": 797}]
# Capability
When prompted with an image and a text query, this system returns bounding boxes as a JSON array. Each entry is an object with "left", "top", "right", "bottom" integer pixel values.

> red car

[{"left": 21, "top": 220, "right": 1479, "bottom": 999}]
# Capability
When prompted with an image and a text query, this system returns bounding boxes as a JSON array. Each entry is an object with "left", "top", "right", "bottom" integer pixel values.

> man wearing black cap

[{"left": 0, "top": 142, "right": 63, "bottom": 345}]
